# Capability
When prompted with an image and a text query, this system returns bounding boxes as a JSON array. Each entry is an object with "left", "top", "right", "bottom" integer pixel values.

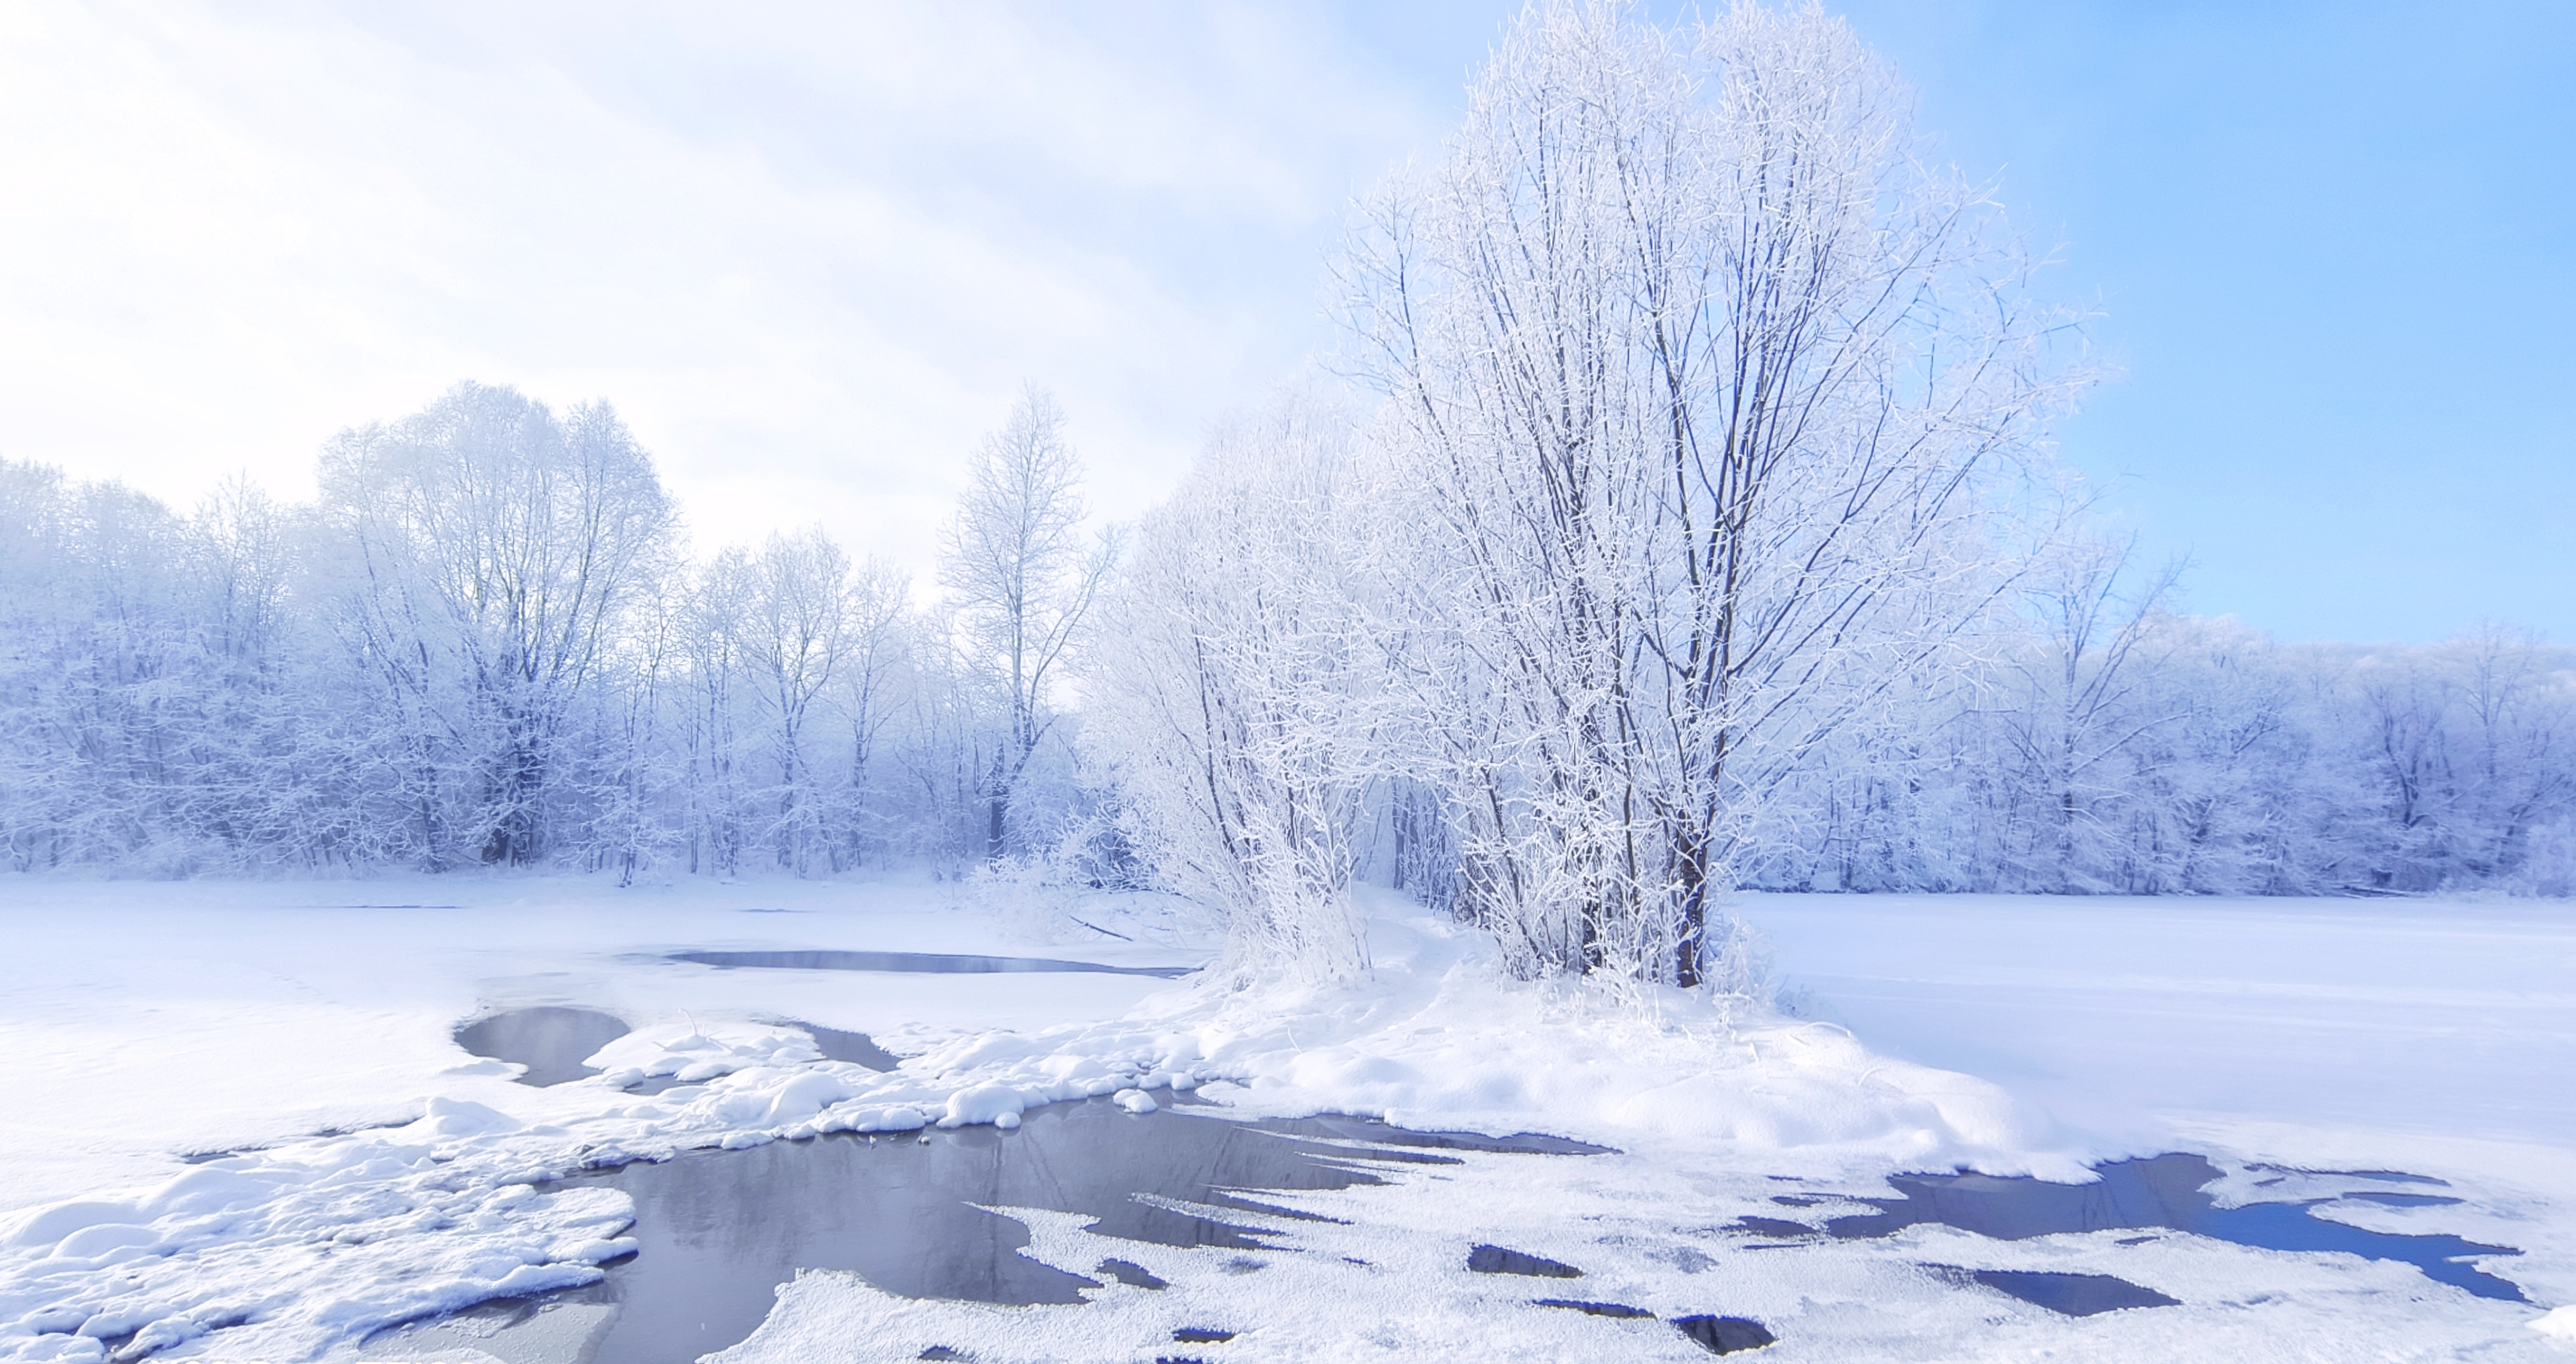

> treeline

[
  {"left": 1744, "top": 594, "right": 2576, "bottom": 899},
  {"left": 0, "top": 382, "right": 1104, "bottom": 881},
  {"left": 5, "top": 386, "right": 2567, "bottom": 903}
]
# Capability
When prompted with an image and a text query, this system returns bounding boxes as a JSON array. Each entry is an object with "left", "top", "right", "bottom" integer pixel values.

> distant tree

[
  {"left": 316, "top": 382, "right": 675, "bottom": 868},
  {"left": 834, "top": 556, "right": 912, "bottom": 869},
  {"left": 1996, "top": 538, "right": 2184, "bottom": 892},
  {"left": 679, "top": 546, "right": 754, "bottom": 877},
  {"left": 735, "top": 527, "right": 856, "bottom": 876},
  {"left": 938, "top": 387, "right": 1116, "bottom": 862}
]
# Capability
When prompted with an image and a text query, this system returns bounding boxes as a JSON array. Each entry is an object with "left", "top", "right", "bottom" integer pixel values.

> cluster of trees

[
  {"left": 1743, "top": 579, "right": 2576, "bottom": 900},
  {"left": 3, "top": 4, "right": 2566, "bottom": 988},
  {"left": 0, "top": 382, "right": 1107, "bottom": 883},
  {"left": 1083, "top": 2, "right": 2571, "bottom": 985}
]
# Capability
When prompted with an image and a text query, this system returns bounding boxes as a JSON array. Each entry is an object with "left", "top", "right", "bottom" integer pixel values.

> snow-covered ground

[
  {"left": 1750, "top": 891, "right": 2576, "bottom": 1151},
  {"left": 0, "top": 876, "right": 1200, "bottom": 1221},
  {"left": 0, "top": 880, "right": 2568, "bottom": 1360}
]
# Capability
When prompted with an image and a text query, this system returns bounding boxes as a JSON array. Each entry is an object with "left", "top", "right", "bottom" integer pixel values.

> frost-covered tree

[
  {"left": 938, "top": 387, "right": 1115, "bottom": 862},
  {"left": 832, "top": 556, "right": 913, "bottom": 869},
  {"left": 1086, "top": 396, "right": 1382, "bottom": 979},
  {"left": 1987, "top": 539, "right": 2184, "bottom": 891},
  {"left": 316, "top": 382, "right": 676, "bottom": 868},
  {"left": 737, "top": 528, "right": 858, "bottom": 876},
  {"left": 1339, "top": 1, "right": 2077, "bottom": 983}
]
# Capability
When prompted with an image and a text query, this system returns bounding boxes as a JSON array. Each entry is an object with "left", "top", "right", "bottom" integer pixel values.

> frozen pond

[
  {"left": 3, "top": 885, "right": 2561, "bottom": 1363},
  {"left": 366, "top": 1099, "right": 1621, "bottom": 1363},
  {"left": 360, "top": 1075, "right": 2533, "bottom": 1364}
]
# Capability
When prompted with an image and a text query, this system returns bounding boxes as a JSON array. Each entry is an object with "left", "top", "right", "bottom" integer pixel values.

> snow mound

[{"left": 0, "top": 1106, "right": 635, "bottom": 1364}]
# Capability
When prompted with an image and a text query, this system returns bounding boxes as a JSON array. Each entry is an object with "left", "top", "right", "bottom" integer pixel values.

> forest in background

[
  {"left": 5, "top": 392, "right": 2566, "bottom": 899},
  {"left": 2, "top": 5, "right": 2568, "bottom": 985}
]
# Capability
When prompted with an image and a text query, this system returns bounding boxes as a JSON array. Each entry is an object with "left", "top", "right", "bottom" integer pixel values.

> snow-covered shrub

[
  {"left": 2510, "top": 821, "right": 2576, "bottom": 899},
  {"left": 1082, "top": 396, "right": 1382, "bottom": 982}
]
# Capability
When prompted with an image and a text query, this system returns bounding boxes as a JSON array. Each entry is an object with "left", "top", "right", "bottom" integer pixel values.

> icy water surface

[
  {"left": 1791, "top": 1152, "right": 2528, "bottom": 1305},
  {"left": 394, "top": 1017, "right": 2532, "bottom": 1364},
  {"left": 452, "top": 1006, "right": 631, "bottom": 1086},
  {"left": 368, "top": 1099, "right": 1607, "bottom": 1363},
  {"left": 454, "top": 1008, "right": 900, "bottom": 1086},
  {"left": 359, "top": 1099, "right": 2535, "bottom": 1363}
]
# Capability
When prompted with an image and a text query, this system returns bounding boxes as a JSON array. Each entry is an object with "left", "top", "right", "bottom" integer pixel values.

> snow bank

[
  {"left": 546, "top": 906, "right": 2069, "bottom": 1176},
  {"left": 0, "top": 902, "right": 2077, "bottom": 1361},
  {"left": 0, "top": 1103, "right": 634, "bottom": 1363},
  {"left": 1118, "top": 909, "right": 2074, "bottom": 1174}
]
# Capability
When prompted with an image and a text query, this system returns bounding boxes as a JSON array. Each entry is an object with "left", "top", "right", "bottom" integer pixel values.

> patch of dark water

[
  {"left": 370, "top": 1100, "right": 1600, "bottom": 1364},
  {"left": 669, "top": 948, "right": 1197, "bottom": 978},
  {"left": 1795, "top": 1152, "right": 2526, "bottom": 1305},
  {"left": 1096, "top": 1258, "right": 1168, "bottom": 1289},
  {"left": 771, "top": 1020, "right": 902, "bottom": 1070},
  {"left": 2343, "top": 1190, "right": 2463, "bottom": 1209},
  {"left": 1469, "top": 1243, "right": 1584, "bottom": 1277},
  {"left": 1280, "top": 1112, "right": 1604, "bottom": 1157},
  {"left": 1932, "top": 1267, "right": 2180, "bottom": 1316},
  {"left": 1520, "top": 1289, "right": 1778, "bottom": 1353},
  {"left": 456, "top": 1007, "right": 901, "bottom": 1094},
  {"left": 1672, "top": 1314, "right": 1777, "bottom": 1354},
  {"left": 452, "top": 1007, "right": 631, "bottom": 1087}
]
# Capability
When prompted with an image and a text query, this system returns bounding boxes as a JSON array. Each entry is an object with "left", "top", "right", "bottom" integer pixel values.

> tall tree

[
  {"left": 938, "top": 387, "right": 1114, "bottom": 862},
  {"left": 317, "top": 382, "right": 675, "bottom": 868},
  {"left": 1340, "top": 0, "right": 2076, "bottom": 984},
  {"left": 834, "top": 556, "right": 912, "bottom": 869},
  {"left": 739, "top": 527, "right": 856, "bottom": 876}
]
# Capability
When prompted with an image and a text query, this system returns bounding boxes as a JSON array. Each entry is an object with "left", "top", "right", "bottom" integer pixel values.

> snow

[
  {"left": 0, "top": 875, "right": 1193, "bottom": 1220},
  {"left": 0, "top": 879, "right": 2569, "bottom": 1360},
  {"left": 1748, "top": 892, "right": 2576, "bottom": 1149}
]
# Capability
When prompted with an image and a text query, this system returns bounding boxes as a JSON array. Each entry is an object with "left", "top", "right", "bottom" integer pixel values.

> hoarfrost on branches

[{"left": 1336, "top": 1, "right": 2081, "bottom": 984}]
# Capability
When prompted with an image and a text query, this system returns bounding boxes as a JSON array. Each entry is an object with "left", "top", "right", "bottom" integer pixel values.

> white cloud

[{"left": 0, "top": 0, "right": 1477, "bottom": 569}]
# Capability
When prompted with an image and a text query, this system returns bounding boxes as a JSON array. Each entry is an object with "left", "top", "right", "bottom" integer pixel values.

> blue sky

[
  {"left": 1822, "top": 0, "right": 2576, "bottom": 641},
  {"left": 1343, "top": 0, "right": 2576, "bottom": 643},
  {"left": 3, "top": 1, "right": 2566, "bottom": 643}
]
